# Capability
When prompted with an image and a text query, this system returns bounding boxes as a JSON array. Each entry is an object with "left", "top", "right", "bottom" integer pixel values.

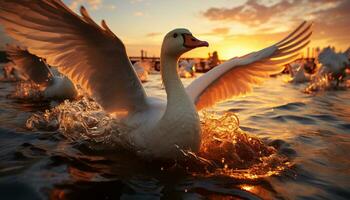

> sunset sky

[{"left": 0, "top": 0, "right": 349, "bottom": 59}]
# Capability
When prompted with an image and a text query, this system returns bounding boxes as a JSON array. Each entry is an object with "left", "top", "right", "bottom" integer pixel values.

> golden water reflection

[
  {"left": 10, "top": 81, "right": 43, "bottom": 99},
  {"left": 196, "top": 111, "right": 290, "bottom": 180},
  {"left": 26, "top": 98, "right": 290, "bottom": 181}
]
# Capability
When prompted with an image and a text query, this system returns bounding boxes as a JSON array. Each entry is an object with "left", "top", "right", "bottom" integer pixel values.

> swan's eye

[{"left": 173, "top": 33, "right": 178, "bottom": 38}]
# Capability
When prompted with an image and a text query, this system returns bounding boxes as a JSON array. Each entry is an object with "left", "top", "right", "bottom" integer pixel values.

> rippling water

[{"left": 0, "top": 69, "right": 349, "bottom": 200}]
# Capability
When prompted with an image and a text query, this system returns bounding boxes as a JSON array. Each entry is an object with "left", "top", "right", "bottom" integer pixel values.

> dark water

[{"left": 0, "top": 70, "right": 349, "bottom": 200}]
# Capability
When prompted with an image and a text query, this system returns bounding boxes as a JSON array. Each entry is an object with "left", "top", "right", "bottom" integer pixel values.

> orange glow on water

[
  {"left": 50, "top": 188, "right": 66, "bottom": 200},
  {"left": 240, "top": 184, "right": 254, "bottom": 192},
  {"left": 26, "top": 98, "right": 290, "bottom": 180},
  {"left": 10, "top": 81, "right": 43, "bottom": 99},
  {"left": 195, "top": 111, "right": 290, "bottom": 179}
]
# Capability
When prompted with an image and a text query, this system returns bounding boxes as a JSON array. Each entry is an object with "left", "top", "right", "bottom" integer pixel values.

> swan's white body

[
  {"left": 0, "top": 0, "right": 312, "bottom": 159},
  {"left": 43, "top": 76, "right": 77, "bottom": 99},
  {"left": 5, "top": 45, "right": 77, "bottom": 100},
  {"left": 121, "top": 43, "right": 202, "bottom": 158},
  {"left": 125, "top": 95, "right": 200, "bottom": 158}
]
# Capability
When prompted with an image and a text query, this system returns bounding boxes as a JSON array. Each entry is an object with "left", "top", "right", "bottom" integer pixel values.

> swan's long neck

[
  {"left": 160, "top": 53, "right": 193, "bottom": 113},
  {"left": 139, "top": 38, "right": 201, "bottom": 158}
]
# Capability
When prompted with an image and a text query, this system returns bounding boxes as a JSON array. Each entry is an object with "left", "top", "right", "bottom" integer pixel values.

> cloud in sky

[
  {"left": 201, "top": 0, "right": 350, "bottom": 50},
  {"left": 1, "top": 0, "right": 349, "bottom": 58},
  {"left": 129, "top": 0, "right": 145, "bottom": 4},
  {"left": 311, "top": 0, "right": 350, "bottom": 42},
  {"left": 210, "top": 27, "right": 230, "bottom": 36},
  {"left": 203, "top": 0, "right": 297, "bottom": 26},
  {"left": 105, "top": 4, "right": 116, "bottom": 10},
  {"left": 70, "top": 0, "right": 101, "bottom": 10},
  {"left": 134, "top": 11, "right": 145, "bottom": 17},
  {"left": 69, "top": 0, "right": 111, "bottom": 11},
  {"left": 202, "top": 0, "right": 341, "bottom": 26},
  {"left": 146, "top": 27, "right": 230, "bottom": 39},
  {"left": 146, "top": 32, "right": 162, "bottom": 37}
]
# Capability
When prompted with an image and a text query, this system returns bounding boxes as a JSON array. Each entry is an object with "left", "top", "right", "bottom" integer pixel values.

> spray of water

[
  {"left": 304, "top": 74, "right": 331, "bottom": 93},
  {"left": 9, "top": 81, "right": 44, "bottom": 100},
  {"left": 304, "top": 73, "right": 350, "bottom": 93},
  {"left": 26, "top": 98, "right": 290, "bottom": 179}
]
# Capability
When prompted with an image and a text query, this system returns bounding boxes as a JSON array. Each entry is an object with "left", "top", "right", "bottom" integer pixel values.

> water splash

[
  {"left": 26, "top": 97, "right": 131, "bottom": 147},
  {"left": 9, "top": 81, "right": 44, "bottom": 100},
  {"left": 26, "top": 98, "right": 290, "bottom": 180},
  {"left": 195, "top": 111, "right": 289, "bottom": 179},
  {"left": 304, "top": 73, "right": 350, "bottom": 93},
  {"left": 304, "top": 74, "right": 330, "bottom": 94}
]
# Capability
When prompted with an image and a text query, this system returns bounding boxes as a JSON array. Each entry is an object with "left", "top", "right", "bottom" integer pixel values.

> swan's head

[{"left": 161, "top": 29, "right": 208, "bottom": 57}]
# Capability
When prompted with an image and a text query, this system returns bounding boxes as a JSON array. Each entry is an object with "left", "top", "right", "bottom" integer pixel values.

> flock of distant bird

[
  {"left": 289, "top": 47, "right": 350, "bottom": 86},
  {"left": 0, "top": 0, "right": 336, "bottom": 159},
  {"left": 4, "top": 45, "right": 348, "bottom": 101},
  {"left": 131, "top": 59, "right": 197, "bottom": 83},
  {"left": 2, "top": 47, "right": 198, "bottom": 98}
]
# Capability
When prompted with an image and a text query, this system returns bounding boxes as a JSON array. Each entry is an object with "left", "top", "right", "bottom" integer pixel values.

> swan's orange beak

[{"left": 182, "top": 34, "right": 209, "bottom": 49}]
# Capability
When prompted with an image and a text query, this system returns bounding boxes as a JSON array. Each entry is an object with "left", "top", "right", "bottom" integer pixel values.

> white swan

[
  {"left": 133, "top": 61, "right": 151, "bottom": 82},
  {"left": 0, "top": 0, "right": 312, "bottom": 159},
  {"left": 6, "top": 45, "right": 77, "bottom": 100},
  {"left": 289, "top": 61, "right": 311, "bottom": 83},
  {"left": 178, "top": 60, "right": 196, "bottom": 78},
  {"left": 317, "top": 47, "right": 349, "bottom": 85}
]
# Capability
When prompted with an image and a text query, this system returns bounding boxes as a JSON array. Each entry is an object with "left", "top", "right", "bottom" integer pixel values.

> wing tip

[
  {"left": 80, "top": 6, "right": 88, "bottom": 16},
  {"left": 80, "top": 5, "right": 94, "bottom": 24},
  {"left": 276, "top": 22, "right": 313, "bottom": 49}
]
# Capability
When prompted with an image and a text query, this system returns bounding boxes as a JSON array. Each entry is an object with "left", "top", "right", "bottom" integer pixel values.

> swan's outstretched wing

[
  {"left": 186, "top": 21, "right": 312, "bottom": 110},
  {"left": 6, "top": 45, "right": 52, "bottom": 84},
  {"left": 0, "top": 0, "right": 147, "bottom": 113}
]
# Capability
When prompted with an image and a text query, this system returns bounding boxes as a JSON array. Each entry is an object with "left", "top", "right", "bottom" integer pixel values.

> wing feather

[
  {"left": 5, "top": 45, "right": 52, "bottom": 84},
  {"left": 0, "top": 0, "right": 147, "bottom": 113},
  {"left": 187, "top": 22, "right": 312, "bottom": 110}
]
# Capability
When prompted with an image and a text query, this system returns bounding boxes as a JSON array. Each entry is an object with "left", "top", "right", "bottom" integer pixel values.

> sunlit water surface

[{"left": 0, "top": 68, "right": 349, "bottom": 200}]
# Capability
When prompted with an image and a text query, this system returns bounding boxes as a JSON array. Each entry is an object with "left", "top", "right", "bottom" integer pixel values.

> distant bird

[
  {"left": 290, "top": 61, "right": 311, "bottom": 83},
  {"left": 6, "top": 45, "right": 78, "bottom": 100},
  {"left": 178, "top": 59, "right": 196, "bottom": 78},
  {"left": 317, "top": 47, "right": 350, "bottom": 86},
  {"left": 133, "top": 61, "right": 151, "bottom": 82},
  {"left": 0, "top": 0, "right": 311, "bottom": 159}
]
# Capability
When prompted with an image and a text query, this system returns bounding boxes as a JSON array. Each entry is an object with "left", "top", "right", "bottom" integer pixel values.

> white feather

[{"left": 187, "top": 22, "right": 312, "bottom": 110}]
